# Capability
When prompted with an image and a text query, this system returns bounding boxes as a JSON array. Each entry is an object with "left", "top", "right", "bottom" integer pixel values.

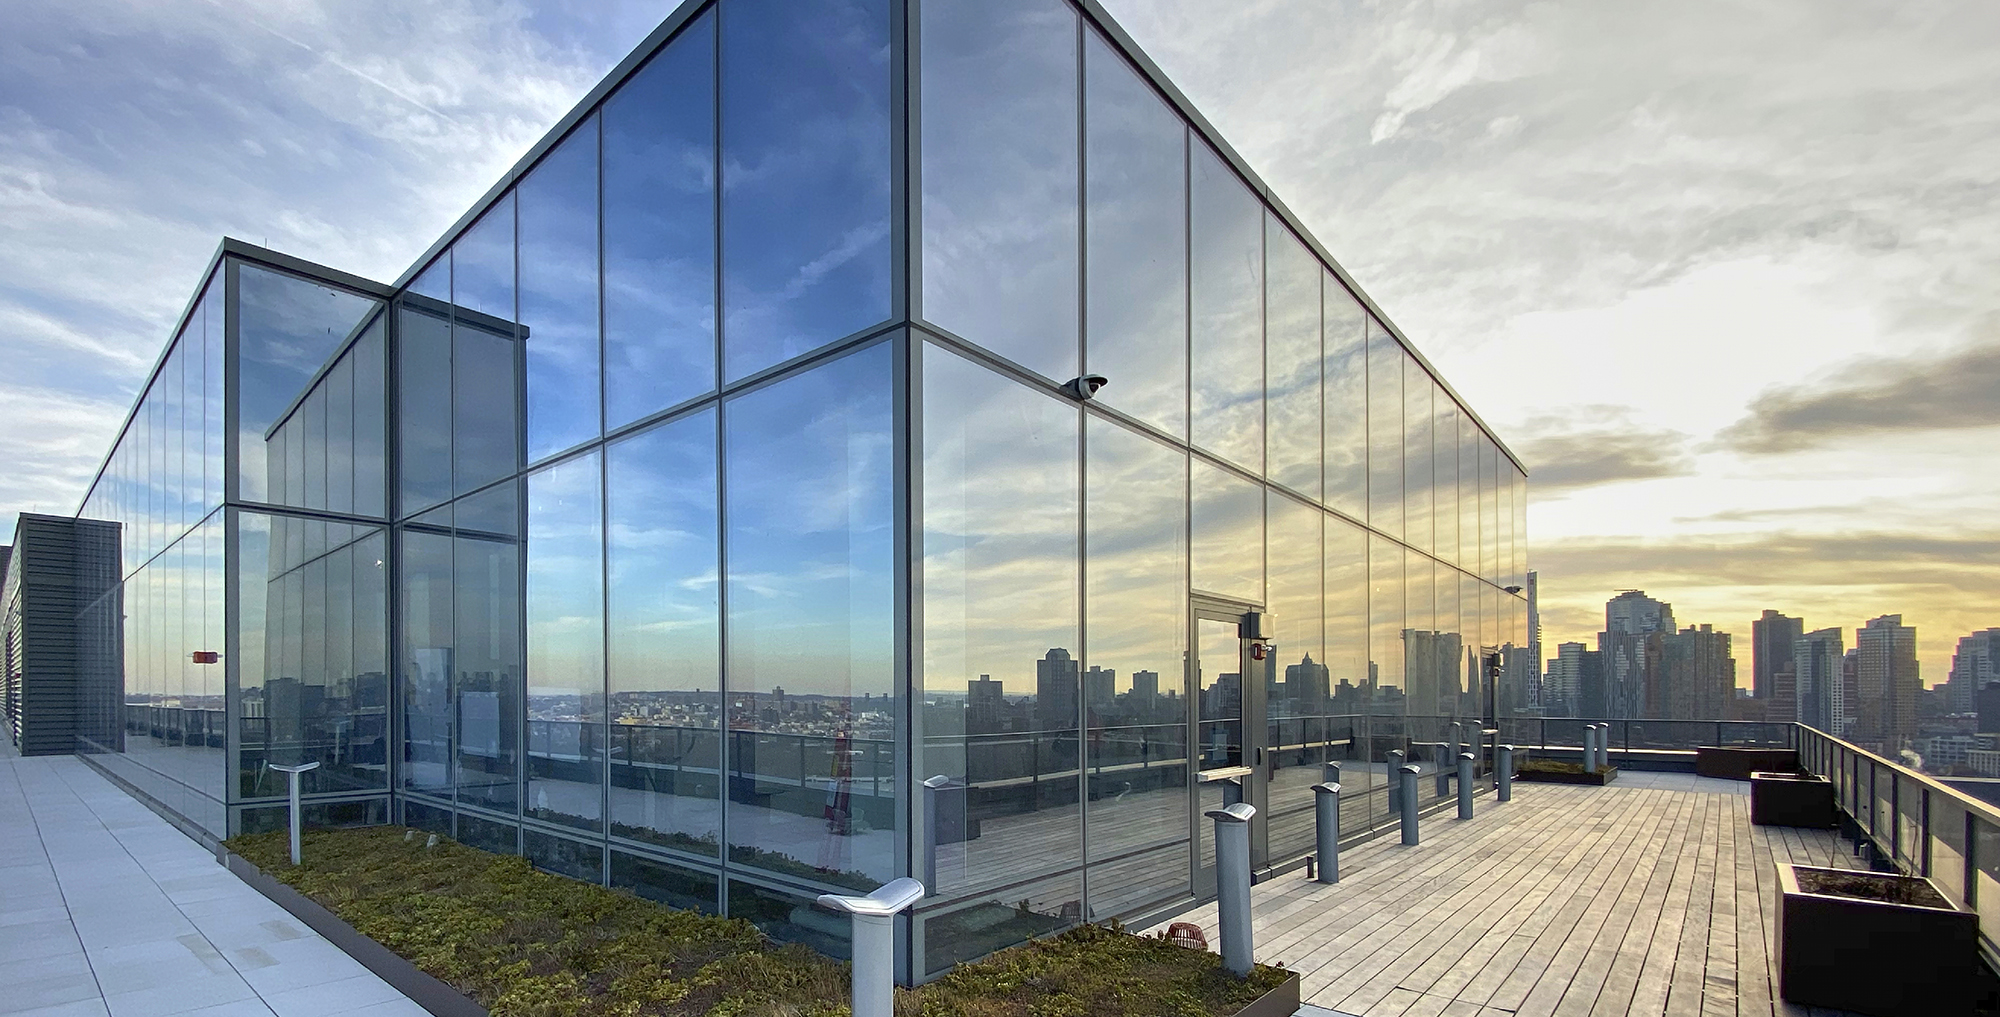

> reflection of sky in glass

[
  {"left": 520, "top": 116, "right": 602, "bottom": 463},
  {"left": 921, "top": 0, "right": 1079, "bottom": 382},
  {"left": 1369, "top": 533, "right": 1402, "bottom": 692},
  {"left": 1403, "top": 357, "right": 1433, "bottom": 553},
  {"left": 527, "top": 452, "right": 604, "bottom": 693},
  {"left": 235, "top": 264, "right": 381, "bottom": 504},
  {"left": 1266, "top": 489, "right": 1322, "bottom": 676},
  {"left": 1324, "top": 515, "right": 1367, "bottom": 685},
  {"left": 1266, "top": 221, "right": 1321, "bottom": 498},
  {"left": 397, "top": 303, "right": 451, "bottom": 516},
  {"left": 720, "top": 0, "right": 891, "bottom": 381},
  {"left": 604, "top": 11, "right": 715, "bottom": 428},
  {"left": 1457, "top": 413, "right": 1481, "bottom": 582},
  {"left": 922, "top": 342, "right": 1079, "bottom": 698},
  {"left": 1084, "top": 415, "right": 1185, "bottom": 695},
  {"left": 1366, "top": 322, "right": 1403, "bottom": 540},
  {"left": 1190, "top": 143, "right": 1264, "bottom": 473},
  {"left": 608, "top": 409, "right": 718, "bottom": 700},
  {"left": 1434, "top": 392, "right": 1459, "bottom": 566},
  {"left": 1085, "top": 28, "right": 1187, "bottom": 439},
  {"left": 1191, "top": 458, "right": 1262, "bottom": 603},
  {"left": 724, "top": 341, "right": 893, "bottom": 698},
  {"left": 452, "top": 200, "right": 521, "bottom": 497}
]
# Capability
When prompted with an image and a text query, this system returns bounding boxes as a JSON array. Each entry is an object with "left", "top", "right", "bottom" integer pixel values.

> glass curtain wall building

[{"left": 60, "top": 0, "right": 1528, "bottom": 983}]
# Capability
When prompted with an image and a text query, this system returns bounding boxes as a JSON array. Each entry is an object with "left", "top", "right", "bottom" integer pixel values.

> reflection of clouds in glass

[
  {"left": 604, "top": 10, "right": 715, "bottom": 429},
  {"left": 922, "top": 342, "right": 1078, "bottom": 690},
  {"left": 720, "top": 0, "right": 891, "bottom": 381},
  {"left": 921, "top": 0, "right": 1079, "bottom": 382},
  {"left": 1324, "top": 515, "right": 1367, "bottom": 684},
  {"left": 1191, "top": 142, "right": 1264, "bottom": 472},
  {"left": 1267, "top": 490, "right": 1322, "bottom": 676},
  {"left": 1323, "top": 279, "right": 1368, "bottom": 519},
  {"left": 1404, "top": 361, "right": 1434, "bottom": 553},
  {"left": 725, "top": 342, "right": 893, "bottom": 697},
  {"left": 1367, "top": 323, "right": 1403, "bottom": 540},
  {"left": 519, "top": 115, "right": 602, "bottom": 463},
  {"left": 1434, "top": 392, "right": 1461, "bottom": 566},
  {"left": 1266, "top": 221, "right": 1321, "bottom": 498},
  {"left": 528, "top": 452, "right": 604, "bottom": 691},
  {"left": 1085, "top": 415, "right": 1185, "bottom": 692},
  {"left": 1191, "top": 458, "right": 1262, "bottom": 603},
  {"left": 1085, "top": 28, "right": 1187, "bottom": 439}
]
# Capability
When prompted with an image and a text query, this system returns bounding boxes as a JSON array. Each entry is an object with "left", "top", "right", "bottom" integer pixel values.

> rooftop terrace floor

[{"left": 1147, "top": 772, "right": 1867, "bottom": 1017}]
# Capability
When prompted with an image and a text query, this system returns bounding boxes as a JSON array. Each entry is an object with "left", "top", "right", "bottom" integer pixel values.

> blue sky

[{"left": 5, "top": 0, "right": 1998, "bottom": 680}]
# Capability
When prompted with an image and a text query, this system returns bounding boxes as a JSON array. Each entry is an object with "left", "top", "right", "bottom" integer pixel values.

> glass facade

[{"left": 56, "top": 0, "right": 1529, "bottom": 987}]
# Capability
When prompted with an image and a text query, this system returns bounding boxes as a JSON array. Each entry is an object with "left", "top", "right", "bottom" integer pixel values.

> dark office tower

[
  {"left": 1083, "top": 665, "right": 1115, "bottom": 709},
  {"left": 1795, "top": 628, "right": 1846, "bottom": 733},
  {"left": 1037, "top": 648, "right": 1081, "bottom": 732},
  {"left": 1284, "top": 653, "right": 1330, "bottom": 712},
  {"left": 1946, "top": 629, "right": 2000, "bottom": 714},
  {"left": 1768, "top": 662, "right": 1797, "bottom": 726},
  {"left": 967, "top": 675, "right": 1004, "bottom": 734},
  {"left": 1855, "top": 614, "right": 1920, "bottom": 751},
  {"left": 1599, "top": 590, "right": 1674, "bottom": 718},
  {"left": 1578, "top": 649, "right": 1609, "bottom": 719},
  {"left": 1979, "top": 684, "right": 2000, "bottom": 735},
  {"left": 1129, "top": 670, "right": 1159, "bottom": 704},
  {"left": 1661, "top": 624, "right": 1735, "bottom": 721},
  {"left": 1752, "top": 610, "right": 1804, "bottom": 701}
]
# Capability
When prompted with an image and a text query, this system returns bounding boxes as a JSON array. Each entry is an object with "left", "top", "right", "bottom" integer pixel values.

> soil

[
  {"left": 1797, "top": 868, "right": 1951, "bottom": 909},
  {"left": 1520, "top": 759, "right": 1586, "bottom": 775}
]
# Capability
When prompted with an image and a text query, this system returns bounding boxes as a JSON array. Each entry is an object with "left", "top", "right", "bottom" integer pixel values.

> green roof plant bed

[{"left": 226, "top": 827, "right": 1290, "bottom": 1017}]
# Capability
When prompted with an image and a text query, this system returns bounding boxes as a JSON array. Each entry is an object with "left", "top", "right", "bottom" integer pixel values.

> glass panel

[
  {"left": 1933, "top": 800, "right": 1967, "bottom": 901},
  {"left": 607, "top": 409, "right": 720, "bottom": 855},
  {"left": 1481, "top": 436, "right": 1499, "bottom": 585},
  {"left": 1265, "top": 220, "right": 1320, "bottom": 498},
  {"left": 1459, "top": 413, "right": 1479, "bottom": 586},
  {"left": 235, "top": 512, "right": 387, "bottom": 799},
  {"left": 525, "top": 830, "right": 603, "bottom": 884},
  {"left": 1325, "top": 515, "right": 1369, "bottom": 713},
  {"left": 233, "top": 263, "right": 382, "bottom": 507},
  {"left": 1369, "top": 534, "right": 1403, "bottom": 709},
  {"left": 519, "top": 117, "right": 603, "bottom": 463},
  {"left": 202, "top": 277, "right": 225, "bottom": 511},
  {"left": 454, "top": 481, "right": 523, "bottom": 814},
  {"left": 720, "top": 0, "right": 892, "bottom": 381},
  {"left": 1266, "top": 490, "right": 1322, "bottom": 860},
  {"left": 1190, "top": 459, "right": 1262, "bottom": 603},
  {"left": 1196, "top": 618, "right": 1242, "bottom": 773},
  {"left": 1366, "top": 323, "right": 1402, "bottom": 540},
  {"left": 1976, "top": 819, "right": 2000, "bottom": 943},
  {"left": 525, "top": 453, "right": 605, "bottom": 833},
  {"left": 453, "top": 199, "right": 522, "bottom": 497},
  {"left": 1404, "top": 549, "right": 1438, "bottom": 727},
  {"left": 1403, "top": 356, "right": 1433, "bottom": 554},
  {"left": 724, "top": 342, "right": 894, "bottom": 889},
  {"left": 603, "top": 11, "right": 717, "bottom": 429},
  {"left": 1189, "top": 142, "right": 1263, "bottom": 472},
  {"left": 1434, "top": 563, "right": 1464, "bottom": 720},
  {"left": 397, "top": 298, "right": 454, "bottom": 517},
  {"left": 399, "top": 505, "right": 454, "bottom": 794},
  {"left": 1433, "top": 391, "right": 1458, "bottom": 567},
  {"left": 325, "top": 349, "right": 355, "bottom": 515},
  {"left": 920, "top": 0, "right": 1079, "bottom": 381},
  {"left": 920, "top": 342, "right": 1081, "bottom": 945},
  {"left": 1513, "top": 466, "right": 1529, "bottom": 591},
  {"left": 1083, "top": 416, "right": 1187, "bottom": 920},
  {"left": 610, "top": 850, "right": 719, "bottom": 914},
  {"left": 353, "top": 319, "right": 388, "bottom": 518},
  {"left": 1083, "top": 29, "right": 1186, "bottom": 438}
]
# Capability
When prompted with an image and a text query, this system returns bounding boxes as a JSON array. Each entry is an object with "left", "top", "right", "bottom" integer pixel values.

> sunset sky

[{"left": 3, "top": 0, "right": 1994, "bottom": 683}]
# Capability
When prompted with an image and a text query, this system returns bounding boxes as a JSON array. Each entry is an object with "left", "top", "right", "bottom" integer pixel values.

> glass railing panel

[
  {"left": 1871, "top": 763, "right": 1893, "bottom": 844},
  {"left": 1896, "top": 775, "right": 1923, "bottom": 872},
  {"left": 1932, "top": 797, "right": 1968, "bottom": 901},
  {"left": 1977, "top": 820, "right": 2000, "bottom": 949}
]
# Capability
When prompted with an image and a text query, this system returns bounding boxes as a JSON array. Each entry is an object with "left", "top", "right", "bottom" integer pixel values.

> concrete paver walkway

[{"left": 0, "top": 751, "right": 426, "bottom": 1017}]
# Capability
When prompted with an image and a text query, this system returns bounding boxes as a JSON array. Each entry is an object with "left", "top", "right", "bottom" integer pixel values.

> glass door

[{"left": 1191, "top": 604, "right": 1267, "bottom": 895}]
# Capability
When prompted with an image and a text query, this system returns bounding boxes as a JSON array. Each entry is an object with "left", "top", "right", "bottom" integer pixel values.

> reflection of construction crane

[{"left": 816, "top": 706, "right": 857, "bottom": 875}]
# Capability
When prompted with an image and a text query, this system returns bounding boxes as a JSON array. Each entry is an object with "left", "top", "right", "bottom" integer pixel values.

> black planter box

[
  {"left": 1515, "top": 765, "right": 1617, "bottom": 786},
  {"left": 1695, "top": 746, "right": 1798, "bottom": 780},
  {"left": 1750, "top": 771, "right": 1837, "bottom": 828},
  {"left": 1776, "top": 863, "right": 1980, "bottom": 1017}
]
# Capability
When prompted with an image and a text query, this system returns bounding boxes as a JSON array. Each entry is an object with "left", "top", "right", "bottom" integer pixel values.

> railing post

[
  {"left": 1208, "top": 802, "right": 1257, "bottom": 977},
  {"left": 1435, "top": 742, "right": 1451, "bottom": 798},
  {"left": 1457, "top": 753, "right": 1475, "bottom": 820},
  {"left": 1399, "top": 764, "right": 1421, "bottom": 845},
  {"left": 1388, "top": 749, "right": 1406, "bottom": 812},
  {"left": 266, "top": 761, "right": 320, "bottom": 866},
  {"left": 1312, "top": 782, "right": 1341, "bottom": 883},
  {"left": 817, "top": 878, "right": 925, "bottom": 1017},
  {"left": 1497, "top": 745, "right": 1514, "bottom": 802},
  {"left": 922, "top": 774, "right": 951, "bottom": 893}
]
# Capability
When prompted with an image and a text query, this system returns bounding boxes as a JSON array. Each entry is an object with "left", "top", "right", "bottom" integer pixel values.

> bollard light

[
  {"left": 921, "top": 774, "right": 951, "bottom": 893},
  {"left": 1497, "top": 745, "right": 1514, "bottom": 802},
  {"left": 1323, "top": 760, "right": 1342, "bottom": 785},
  {"left": 266, "top": 761, "right": 320, "bottom": 866},
  {"left": 1583, "top": 725, "right": 1598, "bottom": 774},
  {"left": 1311, "top": 782, "right": 1341, "bottom": 883},
  {"left": 1457, "top": 753, "right": 1475, "bottom": 820},
  {"left": 817, "top": 877, "right": 925, "bottom": 1017},
  {"left": 1206, "top": 802, "right": 1257, "bottom": 977},
  {"left": 1398, "top": 764, "right": 1421, "bottom": 845},
  {"left": 1434, "top": 743, "right": 1451, "bottom": 798}
]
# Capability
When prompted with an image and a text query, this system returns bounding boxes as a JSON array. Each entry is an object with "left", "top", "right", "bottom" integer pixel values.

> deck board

[{"left": 1142, "top": 773, "right": 1871, "bottom": 1017}]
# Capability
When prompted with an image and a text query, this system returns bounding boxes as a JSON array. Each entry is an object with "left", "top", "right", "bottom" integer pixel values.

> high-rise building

[
  {"left": 1037, "top": 649, "right": 1081, "bottom": 732},
  {"left": 1946, "top": 629, "right": 2000, "bottom": 714},
  {"left": 1855, "top": 614, "right": 1920, "bottom": 751},
  {"left": 1600, "top": 591, "right": 1674, "bottom": 718},
  {"left": 1796, "top": 628, "right": 1847, "bottom": 734},
  {"left": 1661, "top": 624, "right": 1736, "bottom": 720},
  {"left": 1526, "top": 570, "right": 1542, "bottom": 707},
  {"left": 1544, "top": 641, "right": 1587, "bottom": 717},
  {"left": 1083, "top": 665, "right": 1116, "bottom": 710},
  {"left": 1752, "top": 610, "right": 1804, "bottom": 701}
]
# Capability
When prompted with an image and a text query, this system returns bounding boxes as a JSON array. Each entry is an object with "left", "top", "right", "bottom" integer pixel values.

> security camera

[
  {"left": 1503, "top": 585, "right": 1523, "bottom": 594},
  {"left": 1063, "top": 374, "right": 1108, "bottom": 401}
]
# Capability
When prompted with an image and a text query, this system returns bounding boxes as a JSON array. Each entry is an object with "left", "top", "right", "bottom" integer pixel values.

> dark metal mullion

[
  {"left": 1071, "top": 7, "right": 1090, "bottom": 923},
  {"left": 890, "top": 0, "right": 917, "bottom": 983},
  {"left": 711, "top": 1, "right": 731, "bottom": 918},
  {"left": 597, "top": 110, "right": 613, "bottom": 883}
]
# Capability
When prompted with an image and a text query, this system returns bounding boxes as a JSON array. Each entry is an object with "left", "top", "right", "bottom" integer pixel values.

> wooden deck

[{"left": 1143, "top": 773, "right": 1867, "bottom": 1017}]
